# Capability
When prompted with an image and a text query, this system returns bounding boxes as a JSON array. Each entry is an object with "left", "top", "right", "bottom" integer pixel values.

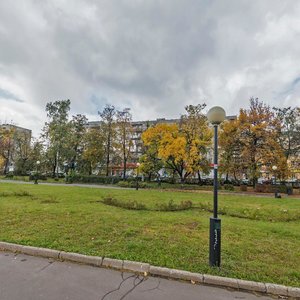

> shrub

[
  {"left": 117, "top": 181, "right": 130, "bottom": 188},
  {"left": 65, "top": 170, "right": 76, "bottom": 183},
  {"left": 117, "top": 180, "right": 148, "bottom": 189},
  {"left": 0, "top": 191, "right": 33, "bottom": 197},
  {"left": 224, "top": 184, "right": 234, "bottom": 191},
  {"left": 161, "top": 177, "right": 176, "bottom": 184},
  {"left": 255, "top": 184, "right": 288, "bottom": 194},
  {"left": 102, "top": 197, "right": 146, "bottom": 210},
  {"left": 240, "top": 185, "right": 247, "bottom": 192},
  {"left": 64, "top": 175, "right": 122, "bottom": 185},
  {"left": 255, "top": 184, "right": 266, "bottom": 193},
  {"left": 29, "top": 174, "right": 47, "bottom": 181},
  {"left": 4, "top": 173, "right": 14, "bottom": 179},
  {"left": 276, "top": 185, "right": 288, "bottom": 193},
  {"left": 155, "top": 200, "right": 193, "bottom": 211}
]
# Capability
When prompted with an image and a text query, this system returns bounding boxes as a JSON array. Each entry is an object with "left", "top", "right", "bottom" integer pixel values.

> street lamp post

[
  {"left": 63, "top": 162, "right": 69, "bottom": 182},
  {"left": 207, "top": 106, "right": 226, "bottom": 267},
  {"left": 34, "top": 160, "right": 40, "bottom": 184},
  {"left": 136, "top": 162, "right": 140, "bottom": 190},
  {"left": 272, "top": 165, "right": 279, "bottom": 198}
]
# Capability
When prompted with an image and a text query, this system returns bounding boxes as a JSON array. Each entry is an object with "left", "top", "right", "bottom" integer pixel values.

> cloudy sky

[{"left": 1, "top": 0, "right": 300, "bottom": 136}]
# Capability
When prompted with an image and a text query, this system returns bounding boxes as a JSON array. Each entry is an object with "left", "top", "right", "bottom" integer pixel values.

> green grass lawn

[{"left": 0, "top": 182, "right": 299, "bottom": 287}]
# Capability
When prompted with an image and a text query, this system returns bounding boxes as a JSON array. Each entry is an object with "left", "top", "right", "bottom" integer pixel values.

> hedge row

[{"left": 65, "top": 175, "right": 123, "bottom": 184}]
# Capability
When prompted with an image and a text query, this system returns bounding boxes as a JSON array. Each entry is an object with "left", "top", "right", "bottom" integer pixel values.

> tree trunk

[
  {"left": 123, "top": 158, "right": 127, "bottom": 180},
  {"left": 106, "top": 135, "right": 110, "bottom": 177},
  {"left": 52, "top": 164, "right": 56, "bottom": 178},
  {"left": 197, "top": 170, "right": 202, "bottom": 185},
  {"left": 4, "top": 157, "right": 9, "bottom": 175},
  {"left": 233, "top": 171, "right": 237, "bottom": 181},
  {"left": 179, "top": 171, "right": 185, "bottom": 184}
]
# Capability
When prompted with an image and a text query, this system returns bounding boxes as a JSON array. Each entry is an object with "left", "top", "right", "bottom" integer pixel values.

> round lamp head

[
  {"left": 136, "top": 163, "right": 140, "bottom": 167},
  {"left": 207, "top": 106, "right": 226, "bottom": 125},
  {"left": 272, "top": 165, "right": 277, "bottom": 171},
  {"left": 36, "top": 160, "right": 40, "bottom": 165}
]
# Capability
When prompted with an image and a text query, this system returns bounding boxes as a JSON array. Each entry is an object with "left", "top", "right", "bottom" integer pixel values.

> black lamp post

[
  {"left": 207, "top": 106, "right": 226, "bottom": 267},
  {"left": 272, "top": 165, "right": 279, "bottom": 198},
  {"left": 136, "top": 162, "right": 140, "bottom": 190}
]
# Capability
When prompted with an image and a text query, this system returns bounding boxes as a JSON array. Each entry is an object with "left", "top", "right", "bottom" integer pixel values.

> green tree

[
  {"left": 13, "top": 130, "right": 32, "bottom": 175},
  {"left": 115, "top": 108, "right": 134, "bottom": 179},
  {"left": 140, "top": 128, "right": 163, "bottom": 181},
  {"left": 82, "top": 127, "right": 105, "bottom": 175},
  {"left": 98, "top": 105, "right": 116, "bottom": 176},
  {"left": 273, "top": 106, "right": 300, "bottom": 159},
  {"left": 65, "top": 114, "right": 88, "bottom": 173},
  {"left": 42, "top": 99, "right": 71, "bottom": 177}
]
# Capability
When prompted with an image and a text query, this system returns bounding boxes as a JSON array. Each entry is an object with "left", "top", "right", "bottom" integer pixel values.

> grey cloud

[
  {"left": 0, "top": 89, "right": 23, "bottom": 102},
  {"left": 0, "top": 0, "right": 300, "bottom": 135}
]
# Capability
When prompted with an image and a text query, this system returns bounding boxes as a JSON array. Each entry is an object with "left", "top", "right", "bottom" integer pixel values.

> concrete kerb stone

[
  {"left": 0, "top": 241, "right": 24, "bottom": 253},
  {"left": 203, "top": 274, "right": 239, "bottom": 289},
  {"left": 266, "top": 283, "right": 288, "bottom": 297},
  {"left": 22, "top": 245, "right": 60, "bottom": 259},
  {"left": 149, "top": 266, "right": 171, "bottom": 278},
  {"left": 237, "top": 279, "right": 266, "bottom": 293},
  {"left": 123, "top": 260, "right": 150, "bottom": 274},
  {"left": 169, "top": 269, "right": 204, "bottom": 284},
  {"left": 59, "top": 251, "right": 103, "bottom": 267},
  {"left": 102, "top": 257, "right": 123, "bottom": 270},
  {"left": 288, "top": 287, "right": 300, "bottom": 298}
]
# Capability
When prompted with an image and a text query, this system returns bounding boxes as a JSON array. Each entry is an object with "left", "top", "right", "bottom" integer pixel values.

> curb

[{"left": 0, "top": 241, "right": 299, "bottom": 298}]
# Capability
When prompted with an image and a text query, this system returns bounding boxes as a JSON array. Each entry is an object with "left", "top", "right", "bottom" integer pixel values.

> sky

[{"left": 0, "top": 0, "right": 300, "bottom": 137}]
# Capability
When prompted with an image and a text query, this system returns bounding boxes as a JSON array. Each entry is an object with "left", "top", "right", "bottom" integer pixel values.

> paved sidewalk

[
  {"left": 1, "top": 179, "right": 299, "bottom": 198},
  {"left": 0, "top": 252, "right": 273, "bottom": 300},
  {"left": 0, "top": 179, "right": 127, "bottom": 190}
]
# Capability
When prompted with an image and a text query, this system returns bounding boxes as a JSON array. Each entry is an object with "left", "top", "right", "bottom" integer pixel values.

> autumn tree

[
  {"left": 98, "top": 105, "right": 116, "bottom": 176},
  {"left": 140, "top": 124, "right": 164, "bottom": 181},
  {"left": 142, "top": 123, "right": 179, "bottom": 179},
  {"left": 223, "top": 98, "right": 287, "bottom": 185},
  {"left": 0, "top": 126, "right": 15, "bottom": 174},
  {"left": 81, "top": 127, "right": 105, "bottom": 175},
  {"left": 219, "top": 118, "right": 243, "bottom": 181},
  {"left": 180, "top": 104, "right": 212, "bottom": 183},
  {"left": 142, "top": 105, "right": 212, "bottom": 184}
]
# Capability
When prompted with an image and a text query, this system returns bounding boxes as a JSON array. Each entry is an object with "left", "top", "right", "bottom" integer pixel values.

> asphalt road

[{"left": 0, "top": 252, "right": 274, "bottom": 300}]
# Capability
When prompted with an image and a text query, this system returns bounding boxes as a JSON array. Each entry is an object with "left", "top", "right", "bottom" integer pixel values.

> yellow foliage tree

[
  {"left": 82, "top": 128, "right": 105, "bottom": 175},
  {"left": 219, "top": 118, "right": 243, "bottom": 181},
  {"left": 219, "top": 98, "right": 288, "bottom": 184},
  {"left": 0, "top": 127, "right": 16, "bottom": 174},
  {"left": 142, "top": 104, "right": 212, "bottom": 183}
]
